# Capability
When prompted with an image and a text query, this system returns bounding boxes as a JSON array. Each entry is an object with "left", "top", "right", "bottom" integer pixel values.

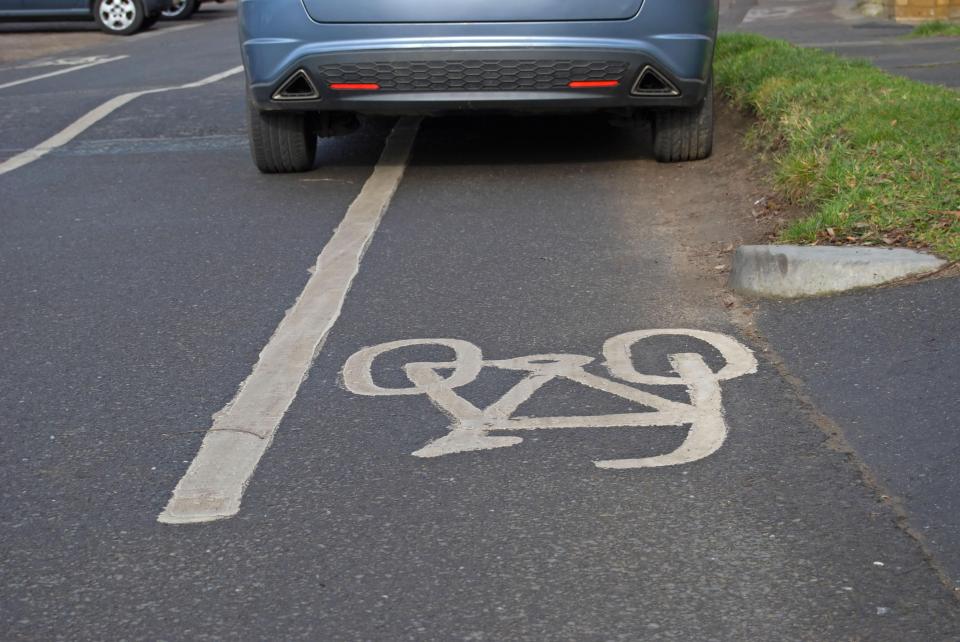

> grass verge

[
  {"left": 714, "top": 33, "right": 960, "bottom": 260},
  {"left": 905, "top": 20, "right": 960, "bottom": 38}
]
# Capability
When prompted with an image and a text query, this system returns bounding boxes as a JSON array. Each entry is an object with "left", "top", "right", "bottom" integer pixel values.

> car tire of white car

[{"left": 161, "top": 0, "right": 198, "bottom": 21}]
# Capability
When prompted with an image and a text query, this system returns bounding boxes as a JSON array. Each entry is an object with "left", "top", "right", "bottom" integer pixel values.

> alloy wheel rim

[{"left": 99, "top": 0, "right": 137, "bottom": 30}]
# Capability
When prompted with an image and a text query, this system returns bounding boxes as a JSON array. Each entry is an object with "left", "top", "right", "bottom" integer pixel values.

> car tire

[
  {"left": 161, "top": 0, "right": 198, "bottom": 20},
  {"left": 94, "top": 0, "right": 147, "bottom": 35},
  {"left": 652, "top": 76, "right": 714, "bottom": 163},
  {"left": 247, "top": 103, "right": 318, "bottom": 174}
]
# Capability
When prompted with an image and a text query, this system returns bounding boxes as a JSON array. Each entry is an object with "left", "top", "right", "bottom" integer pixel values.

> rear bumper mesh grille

[{"left": 316, "top": 59, "right": 630, "bottom": 91}]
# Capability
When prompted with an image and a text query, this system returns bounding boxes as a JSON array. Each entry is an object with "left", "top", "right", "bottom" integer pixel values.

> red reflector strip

[
  {"left": 568, "top": 80, "right": 620, "bottom": 88},
  {"left": 330, "top": 83, "right": 380, "bottom": 91}
]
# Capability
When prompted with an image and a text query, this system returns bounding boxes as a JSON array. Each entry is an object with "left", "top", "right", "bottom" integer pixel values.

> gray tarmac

[
  {"left": 725, "top": 0, "right": 960, "bottom": 88},
  {"left": 1, "top": 6, "right": 959, "bottom": 640},
  {"left": 758, "top": 277, "right": 960, "bottom": 589}
]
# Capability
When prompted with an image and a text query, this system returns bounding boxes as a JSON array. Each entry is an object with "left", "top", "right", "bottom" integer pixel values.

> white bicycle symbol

[{"left": 342, "top": 329, "right": 757, "bottom": 469}]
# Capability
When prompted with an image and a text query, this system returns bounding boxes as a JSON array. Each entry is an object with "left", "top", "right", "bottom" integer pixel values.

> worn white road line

[
  {"left": 798, "top": 38, "right": 953, "bottom": 49},
  {"left": 0, "top": 65, "right": 242, "bottom": 177},
  {"left": 0, "top": 55, "right": 128, "bottom": 90},
  {"left": 158, "top": 117, "right": 421, "bottom": 525},
  {"left": 131, "top": 21, "right": 203, "bottom": 41}
]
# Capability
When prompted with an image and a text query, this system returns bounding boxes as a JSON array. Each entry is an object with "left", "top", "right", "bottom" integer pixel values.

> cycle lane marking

[
  {"left": 0, "top": 64, "right": 241, "bottom": 177},
  {"left": 343, "top": 330, "right": 758, "bottom": 468},
  {"left": 158, "top": 117, "right": 421, "bottom": 525},
  {"left": 0, "top": 55, "right": 128, "bottom": 90}
]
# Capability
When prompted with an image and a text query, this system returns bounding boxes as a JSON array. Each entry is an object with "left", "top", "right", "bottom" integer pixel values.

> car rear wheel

[
  {"left": 652, "top": 77, "right": 714, "bottom": 163},
  {"left": 161, "top": 0, "right": 198, "bottom": 20},
  {"left": 94, "top": 0, "right": 146, "bottom": 35},
  {"left": 247, "top": 104, "right": 318, "bottom": 174}
]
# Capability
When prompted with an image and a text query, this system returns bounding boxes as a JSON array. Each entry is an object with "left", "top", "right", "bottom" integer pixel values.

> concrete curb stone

[{"left": 729, "top": 244, "right": 946, "bottom": 298}]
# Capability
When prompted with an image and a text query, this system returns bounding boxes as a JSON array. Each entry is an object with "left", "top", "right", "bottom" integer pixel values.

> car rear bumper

[
  {"left": 247, "top": 47, "right": 710, "bottom": 114},
  {"left": 240, "top": 0, "right": 717, "bottom": 114}
]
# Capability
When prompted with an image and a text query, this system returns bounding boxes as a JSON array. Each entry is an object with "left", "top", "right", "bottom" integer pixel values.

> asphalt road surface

[
  {"left": 758, "top": 277, "right": 960, "bottom": 594},
  {"left": 1, "top": 9, "right": 959, "bottom": 641},
  {"left": 724, "top": 0, "right": 960, "bottom": 88}
]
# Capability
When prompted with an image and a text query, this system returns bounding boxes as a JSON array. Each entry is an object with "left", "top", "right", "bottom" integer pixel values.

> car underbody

[{"left": 239, "top": 0, "right": 719, "bottom": 171}]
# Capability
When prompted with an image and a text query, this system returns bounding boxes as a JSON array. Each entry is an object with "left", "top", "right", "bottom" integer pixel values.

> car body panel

[
  {"left": 301, "top": 0, "right": 645, "bottom": 24},
  {"left": 32, "top": 0, "right": 86, "bottom": 9},
  {"left": 240, "top": 0, "right": 717, "bottom": 115}
]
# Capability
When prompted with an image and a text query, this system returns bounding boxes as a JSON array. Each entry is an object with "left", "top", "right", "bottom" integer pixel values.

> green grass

[
  {"left": 906, "top": 20, "right": 960, "bottom": 38},
  {"left": 714, "top": 33, "right": 960, "bottom": 259}
]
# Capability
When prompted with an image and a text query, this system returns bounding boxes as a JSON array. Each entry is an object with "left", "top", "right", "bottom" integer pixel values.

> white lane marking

[
  {"left": 130, "top": 21, "right": 202, "bottom": 41},
  {"left": 743, "top": 7, "right": 800, "bottom": 22},
  {"left": 158, "top": 118, "right": 421, "bottom": 525},
  {"left": 0, "top": 65, "right": 242, "bottom": 177},
  {"left": 797, "top": 39, "right": 945, "bottom": 49},
  {"left": 343, "top": 330, "right": 758, "bottom": 468},
  {"left": 14, "top": 55, "right": 121, "bottom": 70},
  {"left": 0, "top": 55, "right": 128, "bottom": 90}
]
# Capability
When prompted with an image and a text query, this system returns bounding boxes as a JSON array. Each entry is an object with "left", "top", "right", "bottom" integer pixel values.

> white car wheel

[{"left": 94, "top": 0, "right": 146, "bottom": 35}]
